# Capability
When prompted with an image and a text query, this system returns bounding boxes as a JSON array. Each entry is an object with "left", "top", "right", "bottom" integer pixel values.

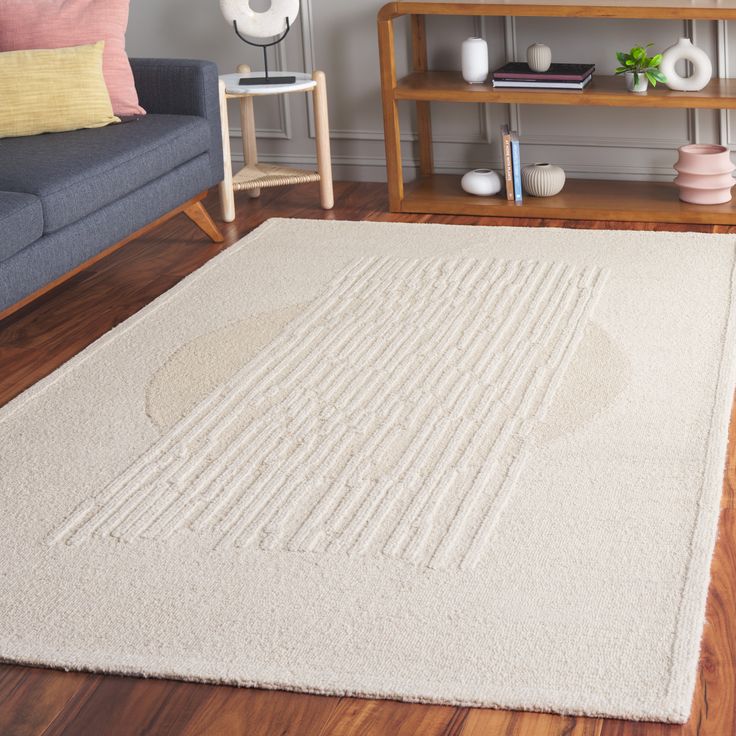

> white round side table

[{"left": 218, "top": 66, "right": 334, "bottom": 221}]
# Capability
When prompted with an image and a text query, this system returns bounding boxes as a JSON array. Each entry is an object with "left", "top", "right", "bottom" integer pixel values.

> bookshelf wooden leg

[
  {"left": 411, "top": 14, "right": 433, "bottom": 177},
  {"left": 378, "top": 17, "right": 404, "bottom": 212}
]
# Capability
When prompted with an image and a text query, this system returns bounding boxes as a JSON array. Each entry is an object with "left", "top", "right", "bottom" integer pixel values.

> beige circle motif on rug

[
  {"left": 535, "top": 323, "right": 631, "bottom": 444},
  {"left": 148, "top": 308, "right": 628, "bottom": 446},
  {"left": 146, "top": 304, "right": 306, "bottom": 430}
]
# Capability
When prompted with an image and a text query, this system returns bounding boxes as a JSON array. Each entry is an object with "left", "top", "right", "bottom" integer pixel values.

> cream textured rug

[{"left": 1, "top": 219, "right": 735, "bottom": 723}]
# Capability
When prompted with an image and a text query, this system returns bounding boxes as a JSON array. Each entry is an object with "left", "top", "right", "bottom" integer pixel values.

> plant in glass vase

[{"left": 615, "top": 43, "right": 667, "bottom": 94}]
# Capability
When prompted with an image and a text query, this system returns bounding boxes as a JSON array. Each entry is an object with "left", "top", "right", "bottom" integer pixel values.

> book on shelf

[
  {"left": 500, "top": 124, "right": 514, "bottom": 201},
  {"left": 492, "top": 62, "right": 595, "bottom": 82},
  {"left": 492, "top": 75, "right": 593, "bottom": 90},
  {"left": 510, "top": 132, "right": 522, "bottom": 203}
]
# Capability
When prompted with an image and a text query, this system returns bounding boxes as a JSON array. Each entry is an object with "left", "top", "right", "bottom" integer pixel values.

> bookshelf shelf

[
  {"left": 403, "top": 175, "right": 736, "bottom": 225},
  {"left": 378, "top": 1, "right": 736, "bottom": 224},
  {"left": 379, "top": 2, "right": 736, "bottom": 22},
  {"left": 396, "top": 72, "right": 736, "bottom": 110}
]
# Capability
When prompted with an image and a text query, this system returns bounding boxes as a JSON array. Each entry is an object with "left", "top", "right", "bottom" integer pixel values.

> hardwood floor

[{"left": 0, "top": 182, "right": 734, "bottom": 736}]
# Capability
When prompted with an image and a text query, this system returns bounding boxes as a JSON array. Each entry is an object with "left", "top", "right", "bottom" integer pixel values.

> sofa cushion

[
  {"left": 0, "top": 43, "right": 119, "bottom": 139},
  {"left": 0, "top": 191, "right": 43, "bottom": 262},
  {"left": 0, "top": 114, "right": 210, "bottom": 233},
  {"left": 0, "top": 0, "right": 144, "bottom": 116}
]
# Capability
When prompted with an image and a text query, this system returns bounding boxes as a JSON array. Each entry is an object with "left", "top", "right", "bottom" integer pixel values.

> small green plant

[{"left": 615, "top": 43, "right": 667, "bottom": 87}]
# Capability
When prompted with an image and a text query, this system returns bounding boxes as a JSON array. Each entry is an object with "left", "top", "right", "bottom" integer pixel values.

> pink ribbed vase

[{"left": 674, "top": 144, "right": 735, "bottom": 205}]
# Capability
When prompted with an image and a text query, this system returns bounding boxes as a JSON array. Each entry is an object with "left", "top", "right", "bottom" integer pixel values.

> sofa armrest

[{"left": 130, "top": 59, "right": 223, "bottom": 184}]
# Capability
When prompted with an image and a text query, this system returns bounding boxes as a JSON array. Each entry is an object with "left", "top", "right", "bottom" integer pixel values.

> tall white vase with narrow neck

[
  {"left": 660, "top": 37, "right": 712, "bottom": 91},
  {"left": 461, "top": 37, "right": 489, "bottom": 84}
]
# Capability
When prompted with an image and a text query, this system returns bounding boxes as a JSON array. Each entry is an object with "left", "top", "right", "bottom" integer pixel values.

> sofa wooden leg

[{"left": 184, "top": 200, "right": 224, "bottom": 242}]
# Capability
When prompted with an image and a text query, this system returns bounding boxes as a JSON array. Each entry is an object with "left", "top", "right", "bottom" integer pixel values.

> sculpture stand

[{"left": 232, "top": 19, "right": 296, "bottom": 85}]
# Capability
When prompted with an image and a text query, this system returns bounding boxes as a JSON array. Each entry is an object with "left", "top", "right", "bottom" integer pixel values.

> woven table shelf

[{"left": 232, "top": 163, "right": 321, "bottom": 192}]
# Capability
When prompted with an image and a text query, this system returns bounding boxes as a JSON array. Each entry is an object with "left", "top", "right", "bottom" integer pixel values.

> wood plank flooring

[{"left": 0, "top": 182, "right": 734, "bottom": 736}]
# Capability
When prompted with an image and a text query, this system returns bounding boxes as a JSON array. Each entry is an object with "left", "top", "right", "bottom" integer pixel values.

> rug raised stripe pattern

[{"left": 51, "top": 256, "right": 607, "bottom": 569}]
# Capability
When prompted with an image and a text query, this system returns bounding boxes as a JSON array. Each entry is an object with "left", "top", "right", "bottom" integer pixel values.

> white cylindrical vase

[
  {"left": 461, "top": 37, "right": 489, "bottom": 84},
  {"left": 660, "top": 37, "right": 712, "bottom": 91},
  {"left": 521, "top": 163, "right": 566, "bottom": 197},
  {"left": 461, "top": 169, "right": 502, "bottom": 196},
  {"left": 527, "top": 43, "right": 552, "bottom": 73}
]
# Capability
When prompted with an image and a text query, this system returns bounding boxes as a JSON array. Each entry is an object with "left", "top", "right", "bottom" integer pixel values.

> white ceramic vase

[
  {"left": 521, "top": 163, "right": 566, "bottom": 197},
  {"left": 660, "top": 37, "right": 712, "bottom": 91},
  {"left": 461, "top": 169, "right": 502, "bottom": 196},
  {"left": 625, "top": 71, "right": 649, "bottom": 94},
  {"left": 527, "top": 43, "right": 552, "bottom": 73},
  {"left": 461, "top": 37, "right": 489, "bottom": 84}
]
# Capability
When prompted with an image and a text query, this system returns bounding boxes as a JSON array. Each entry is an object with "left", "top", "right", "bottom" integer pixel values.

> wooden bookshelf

[{"left": 378, "top": 1, "right": 736, "bottom": 224}]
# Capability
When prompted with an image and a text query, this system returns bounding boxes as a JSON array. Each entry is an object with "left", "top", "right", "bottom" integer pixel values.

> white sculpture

[
  {"left": 220, "top": 0, "right": 300, "bottom": 39},
  {"left": 660, "top": 37, "right": 712, "bottom": 92}
]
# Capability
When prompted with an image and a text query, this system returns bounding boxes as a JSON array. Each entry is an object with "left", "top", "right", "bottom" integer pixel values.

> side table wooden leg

[
  {"left": 218, "top": 79, "right": 236, "bottom": 223},
  {"left": 237, "top": 63, "right": 260, "bottom": 199},
  {"left": 312, "top": 70, "right": 334, "bottom": 210}
]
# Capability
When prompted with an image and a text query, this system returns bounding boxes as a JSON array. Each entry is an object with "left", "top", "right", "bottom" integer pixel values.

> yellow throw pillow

[{"left": 0, "top": 41, "right": 120, "bottom": 138}]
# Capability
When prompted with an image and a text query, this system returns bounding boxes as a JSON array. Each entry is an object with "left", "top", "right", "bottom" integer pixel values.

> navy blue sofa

[{"left": 0, "top": 59, "right": 224, "bottom": 317}]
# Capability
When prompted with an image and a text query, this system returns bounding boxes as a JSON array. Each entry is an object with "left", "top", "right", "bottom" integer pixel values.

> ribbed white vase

[
  {"left": 461, "top": 37, "right": 489, "bottom": 84},
  {"left": 527, "top": 43, "right": 552, "bottom": 73},
  {"left": 522, "top": 163, "right": 566, "bottom": 197}
]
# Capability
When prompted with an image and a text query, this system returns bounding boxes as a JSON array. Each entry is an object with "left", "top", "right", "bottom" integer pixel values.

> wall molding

[
  {"left": 300, "top": 3, "right": 490, "bottom": 145},
  {"left": 685, "top": 19, "right": 699, "bottom": 144},
  {"left": 230, "top": 26, "right": 292, "bottom": 141},
  {"left": 273, "top": 39, "right": 293, "bottom": 139},
  {"left": 502, "top": 16, "right": 521, "bottom": 133},
  {"left": 300, "top": 0, "right": 317, "bottom": 139},
  {"left": 718, "top": 19, "right": 734, "bottom": 147}
]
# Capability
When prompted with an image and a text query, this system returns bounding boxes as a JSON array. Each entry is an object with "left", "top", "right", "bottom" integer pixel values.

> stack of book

[
  {"left": 500, "top": 125, "right": 522, "bottom": 203},
  {"left": 492, "top": 62, "right": 595, "bottom": 90}
]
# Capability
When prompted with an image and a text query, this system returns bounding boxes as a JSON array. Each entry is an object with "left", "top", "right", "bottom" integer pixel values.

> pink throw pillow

[{"left": 0, "top": 0, "right": 144, "bottom": 116}]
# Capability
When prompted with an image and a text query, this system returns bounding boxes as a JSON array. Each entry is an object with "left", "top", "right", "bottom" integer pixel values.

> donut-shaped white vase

[
  {"left": 220, "top": 0, "right": 300, "bottom": 39},
  {"left": 660, "top": 37, "right": 712, "bottom": 92}
]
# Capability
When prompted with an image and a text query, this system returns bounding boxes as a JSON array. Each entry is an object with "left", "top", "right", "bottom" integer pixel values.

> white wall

[{"left": 126, "top": 1, "right": 734, "bottom": 183}]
